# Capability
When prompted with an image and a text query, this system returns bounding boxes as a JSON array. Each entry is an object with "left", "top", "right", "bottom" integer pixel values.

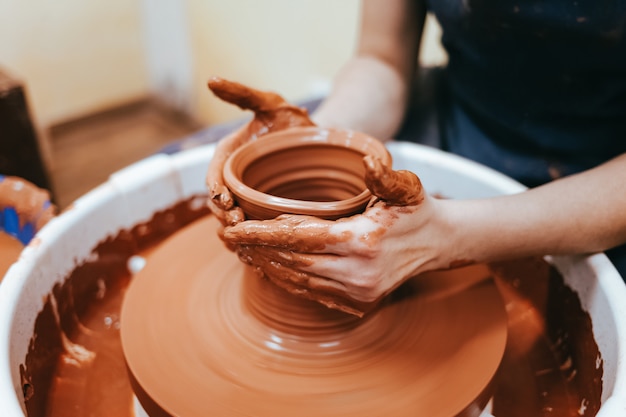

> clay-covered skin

[
  {"left": 205, "top": 77, "right": 315, "bottom": 226},
  {"left": 208, "top": 79, "right": 435, "bottom": 314},
  {"left": 363, "top": 155, "right": 424, "bottom": 206},
  {"left": 223, "top": 196, "right": 434, "bottom": 312}
]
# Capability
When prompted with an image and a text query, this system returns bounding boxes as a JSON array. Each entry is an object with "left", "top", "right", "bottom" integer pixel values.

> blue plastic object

[{"left": 0, "top": 175, "right": 51, "bottom": 245}]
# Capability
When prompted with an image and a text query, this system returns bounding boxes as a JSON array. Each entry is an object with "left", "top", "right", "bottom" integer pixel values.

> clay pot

[
  {"left": 222, "top": 126, "right": 392, "bottom": 317},
  {"left": 222, "top": 126, "right": 391, "bottom": 220}
]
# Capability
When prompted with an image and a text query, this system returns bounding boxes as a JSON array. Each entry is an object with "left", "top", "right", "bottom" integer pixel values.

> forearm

[
  {"left": 312, "top": 0, "right": 426, "bottom": 140},
  {"left": 444, "top": 153, "right": 626, "bottom": 264},
  {"left": 312, "top": 56, "right": 411, "bottom": 140}
]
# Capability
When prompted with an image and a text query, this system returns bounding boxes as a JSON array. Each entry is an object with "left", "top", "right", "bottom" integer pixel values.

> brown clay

[
  {"left": 223, "top": 126, "right": 391, "bottom": 220},
  {"left": 363, "top": 155, "right": 425, "bottom": 206},
  {"left": 121, "top": 215, "right": 507, "bottom": 417}
]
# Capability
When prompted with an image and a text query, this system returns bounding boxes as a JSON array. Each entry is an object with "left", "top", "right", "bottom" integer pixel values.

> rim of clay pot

[{"left": 223, "top": 126, "right": 391, "bottom": 219}]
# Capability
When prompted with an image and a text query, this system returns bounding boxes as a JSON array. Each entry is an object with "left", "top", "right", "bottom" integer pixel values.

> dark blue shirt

[{"left": 427, "top": 0, "right": 626, "bottom": 186}]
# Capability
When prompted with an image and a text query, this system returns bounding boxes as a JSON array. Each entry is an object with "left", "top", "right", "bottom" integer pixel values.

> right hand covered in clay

[
  {"left": 205, "top": 77, "right": 315, "bottom": 226},
  {"left": 222, "top": 156, "right": 459, "bottom": 313}
]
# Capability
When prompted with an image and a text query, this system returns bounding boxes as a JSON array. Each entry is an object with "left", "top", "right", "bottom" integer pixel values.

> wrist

[
  {"left": 434, "top": 198, "right": 496, "bottom": 267},
  {"left": 408, "top": 198, "right": 473, "bottom": 274}
]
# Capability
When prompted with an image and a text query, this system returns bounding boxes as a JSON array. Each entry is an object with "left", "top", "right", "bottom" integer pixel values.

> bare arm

[
  {"left": 446, "top": 153, "right": 626, "bottom": 263},
  {"left": 312, "top": 0, "right": 427, "bottom": 140},
  {"left": 224, "top": 153, "right": 626, "bottom": 303}
]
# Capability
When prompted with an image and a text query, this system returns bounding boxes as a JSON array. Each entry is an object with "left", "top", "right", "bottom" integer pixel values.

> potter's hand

[
  {"left": 223, "top": 156, "right": 449, "bottom": 311},
  {"left": 205, "top": 77, "right": 315, "bottom": 226}
]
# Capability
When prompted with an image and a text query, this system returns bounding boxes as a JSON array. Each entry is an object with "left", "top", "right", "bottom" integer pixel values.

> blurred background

[{"left": 0, "top": 0, "right": 446, "bottom": 208}]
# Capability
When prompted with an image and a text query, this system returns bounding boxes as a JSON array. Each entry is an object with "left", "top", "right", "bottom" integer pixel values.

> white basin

[{"left": 0, "top": 142, "right": 624, "bottom": 416}]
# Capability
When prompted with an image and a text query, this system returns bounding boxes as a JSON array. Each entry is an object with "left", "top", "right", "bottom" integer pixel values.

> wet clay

[
  {"left": 121, "top": 215, "right": 507, "bottom": 417},
  {"left": 490, "top": 259, "right": 603, "bottom": 416},
  {"left": 20, "top": 206, "right": 603, "bottom": 416},
  {"left": 0, "top": 232, "right": 24, "bottom": 279},
  {"left": 363, "top": 155, "right": 425, "bottom": 206},
  {"left": 0, "top": 176, "right": 55, "bottom": 232}
]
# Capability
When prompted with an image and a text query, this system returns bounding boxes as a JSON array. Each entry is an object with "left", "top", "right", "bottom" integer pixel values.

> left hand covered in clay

[
  {"left": 223, "top": 156, "right": 455, "bottom": 306},
  {"left": 205, "top": 77, "right": 315, "bottom": 226}
]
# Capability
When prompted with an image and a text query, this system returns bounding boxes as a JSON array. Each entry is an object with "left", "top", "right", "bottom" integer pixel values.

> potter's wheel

[{"left": 121, "top": 215, "right": 508, "bottom": 417}]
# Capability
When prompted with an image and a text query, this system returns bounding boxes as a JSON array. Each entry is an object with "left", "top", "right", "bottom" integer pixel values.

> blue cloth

[
  {"left": 0, "top": 176, "right": 44, "bottom": 245},
  {"left": 427, "top": 0, "right": 626, "bottom": 187}
]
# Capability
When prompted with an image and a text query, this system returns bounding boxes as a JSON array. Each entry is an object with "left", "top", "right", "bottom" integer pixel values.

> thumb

[{"left": 363, "top": 155, "right": 424, "bottom": 206}]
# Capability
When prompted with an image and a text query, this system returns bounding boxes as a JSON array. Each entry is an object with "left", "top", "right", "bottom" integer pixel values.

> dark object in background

[{"left": 0, "top": 67, "right": 53, "bottom": 198}]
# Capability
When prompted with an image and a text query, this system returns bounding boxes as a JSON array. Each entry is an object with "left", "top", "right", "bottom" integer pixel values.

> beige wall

[
  {"left": 186, "top": 2, "right": 447, "bottom": 125},
  {"left": 0, "top": 1, "right": 446, "bottom": 128},
  {"left": 0, "top": 0, "right": 149, "bottom": 126},
  {"left": 186, "top": 0, "right": 361, "bottom": 125}
]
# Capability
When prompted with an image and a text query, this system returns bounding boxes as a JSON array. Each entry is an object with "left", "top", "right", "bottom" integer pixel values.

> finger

[
  {"left": 208, "top": 77, "right": 315, "bottom": 134},
  {"left": 207, "top": 194, "right": 244, "bottom": 228},
  {"left": 206, "top": 197, "right": 227, "bottom": 224},
  {"left": 205, "top": 125, "right": 251, "bottom": 212},
  {"left": 223, "top": 215, "right": 344, "bottom": 252},
  {"left": 224, "top": 207, "right": 245, "bottom": 226},
  {"left": 236, "top": 245, "right": 385, "bottom": 305},
  {"left": 237, "top": 247, "right": 367, "bottom": 317},
  {"left": 208, "top": 77, "right": 286, "bottom": 113},
  {"left": 240, "top": 245, "right": 317, "bottom": 268},
  {"left": 241, "top": 245, "right": 362, "bottom": 292},
  {"left": 208, "top": 183, "right": 234, "bottom": 213},
  {"left": 263, "top": 273, "right": 365, "bottom": 317},
  {"left": 238, "top": 245, "right": 348, "bottom": 294},
  {"left": 363, "top": 155, "right": 424, "bottom": 206}
]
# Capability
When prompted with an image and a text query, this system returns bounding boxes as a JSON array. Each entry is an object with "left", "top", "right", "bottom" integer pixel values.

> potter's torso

[{"left": 427, "top": 0, "right": 626, "bottom": 186}]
